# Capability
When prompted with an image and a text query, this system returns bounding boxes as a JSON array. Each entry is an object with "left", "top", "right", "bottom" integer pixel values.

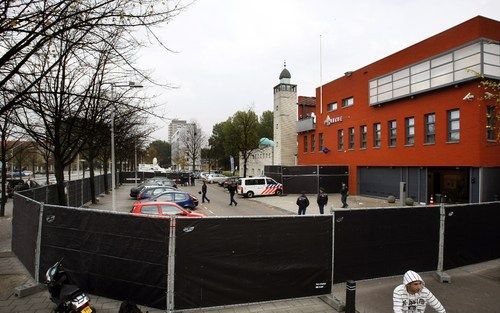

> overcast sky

[{"left": 137, "top": 0, "right": 500, "bottom": 142}]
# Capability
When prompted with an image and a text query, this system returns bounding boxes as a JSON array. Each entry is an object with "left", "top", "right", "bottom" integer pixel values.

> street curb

[{"left": 14, "top": 282, "right": 45, "bottom": 298}]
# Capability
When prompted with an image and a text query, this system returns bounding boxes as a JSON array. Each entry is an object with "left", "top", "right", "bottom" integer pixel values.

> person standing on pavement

[
  {"left": 316, "top": 187, "right": 328, "bottom": 214},
  {"left": 190, "top": 173, "right": 195, "bottom": 186},
  {"left": 340, "top": 182, "right": 349, "bottom": 208},
  {"left": 228, "top": 182, "right": 238, "bottom": 206},
  {"left": 393, "top": 270, "right": 446, "bottom": 313},
  {"left": 201, "top": 181, "right": 210, "bottom": 203},
  {"left": 296, "top": 192, "right": 309, "bottom": 215}
]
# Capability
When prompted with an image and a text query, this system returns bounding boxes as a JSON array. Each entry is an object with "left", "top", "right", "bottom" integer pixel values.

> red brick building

[{"left": 297, "top": 16, "right": 500, "bottom": 203}]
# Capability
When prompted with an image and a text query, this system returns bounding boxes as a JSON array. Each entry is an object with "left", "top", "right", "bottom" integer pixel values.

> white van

[{"left": 237, "top": 177, "right": 283, "bottom": 198}]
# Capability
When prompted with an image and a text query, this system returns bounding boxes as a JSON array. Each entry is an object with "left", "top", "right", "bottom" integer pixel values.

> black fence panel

[
  {"left": 319, "top": 176, "right": 348, "bottom": 194},
  {"left": 283, "top": 175, "right": 317, "bottom": 194},
  {"left": 443, "top": 202, "right": 500, "bottom": 270},
  {"left": 282, "top": 166, "right": 318, "bottom": 176},
  {"left": 319, "top": 166, "right": 349, "bottom": 175},
  {"left": 264, "top": 165, "right": 283, "bottom": 183},
  {"left": 174, "top": 216, "right": 332, "bottom": 310},
  {"left": 333, "top": 207, "right": 440, "bottom": 283},
  {"left": 39, "top": 206, "right": 170, "bottom": 309},
  {"left": 12, "top": 195, "right": 41, "bottom": 278}
]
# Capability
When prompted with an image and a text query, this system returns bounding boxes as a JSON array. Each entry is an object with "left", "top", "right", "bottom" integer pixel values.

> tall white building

[
  {"left": 170, "top": 123, "right": 202, "bottom": 171},
  {"left": 168, "top": 119, "right": 187, "bottom": 143},
  {"left": 273, "top": 64, "right": 297, "bottom": 166}
]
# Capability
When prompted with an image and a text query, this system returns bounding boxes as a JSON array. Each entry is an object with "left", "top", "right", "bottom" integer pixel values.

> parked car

[
  {"left": 204, "top": 173, "right": 227, "bottom": 184},
  {"left": 129, "top": 179, "right": 177, "bottom": 198},
  {"left": 137, "top": 190, "right": 199, "bottom": 209},
  {"left": 237, "top": 176, "right": 283, "bottom": 198},
  {"left": 130, "top": 201, "right": 205, "bottom": 218},
  {"left": 136, "top": 185, "right": 178, "bottom": 200}
]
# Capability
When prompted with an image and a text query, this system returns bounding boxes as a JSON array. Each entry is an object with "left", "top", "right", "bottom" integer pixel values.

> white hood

[{"left": 403, "top": 270, "right": 424, "bottom": 285}]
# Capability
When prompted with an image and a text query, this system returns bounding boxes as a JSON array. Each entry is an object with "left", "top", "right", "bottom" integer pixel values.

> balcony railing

[{"left": 296, "top": 117, "right": 316, "bottom": 132}]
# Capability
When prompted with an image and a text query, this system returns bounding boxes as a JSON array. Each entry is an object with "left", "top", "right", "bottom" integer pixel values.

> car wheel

[
  {"left": 246, "top": 191, "right": 254, "bottom": 198},
  {"left": 276, "top": 189, "right": 283, "bottom": 196}
]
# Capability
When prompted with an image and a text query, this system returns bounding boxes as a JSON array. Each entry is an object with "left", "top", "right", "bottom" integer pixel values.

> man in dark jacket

[
  {"left": 317, "top": 187, "right": 328, "bottom": 214},
  {"left": 296, "top": 192, "right": 309, "bottom": 215},
  {"left": 201, "top": 181, "right": 210, "bottom": 203},
  {"left": 340, "top": 183, "right": 349, "bottom": 208},
  {"left": 228, "top": 182, "right": 238, "bottom": 206}
]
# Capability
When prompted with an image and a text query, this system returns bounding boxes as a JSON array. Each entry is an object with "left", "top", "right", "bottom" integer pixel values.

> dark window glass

[
  {"left": 405, "top": 117, "right": 415, "bottom": 145},
  {"left": 424, "top": 113, "right": 435, "bottom": 144},
  {"left": 373, "top": 123, "right": 381, "bottom": 147},
  {"left": 448, "top": 109, "right": 460, "bottom": 141},
  {"left": 388, "top": 120, "right": 397, "bottom": 147}
]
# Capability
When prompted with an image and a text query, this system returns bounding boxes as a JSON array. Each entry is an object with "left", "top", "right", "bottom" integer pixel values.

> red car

[{"left": 130, "top": 201, "right": 205, "bottom": 218}]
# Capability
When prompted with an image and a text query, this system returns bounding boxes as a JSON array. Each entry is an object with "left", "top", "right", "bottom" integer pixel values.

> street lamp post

[{"left": 109, "top": 81, "right": 143, "bottom": 211}]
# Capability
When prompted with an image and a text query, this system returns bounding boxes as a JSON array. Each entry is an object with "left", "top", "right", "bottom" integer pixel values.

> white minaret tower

[{"left": 273, "top": 62, "right": 297, "bottom": 166}]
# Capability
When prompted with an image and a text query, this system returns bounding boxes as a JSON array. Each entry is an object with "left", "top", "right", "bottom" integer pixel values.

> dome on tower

[{"left": 279, "top": 67, "right": 291, "bottom": 80}]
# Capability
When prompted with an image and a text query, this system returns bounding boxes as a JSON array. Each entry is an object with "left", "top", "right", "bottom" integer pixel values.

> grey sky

[{"left": 137, "top": 0, "right": 500, "bottom": 142}]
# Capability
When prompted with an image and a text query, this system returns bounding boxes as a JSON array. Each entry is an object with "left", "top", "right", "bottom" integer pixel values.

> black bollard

[{"left": 345, "top": 280, "right": 356, "bottom": 313}]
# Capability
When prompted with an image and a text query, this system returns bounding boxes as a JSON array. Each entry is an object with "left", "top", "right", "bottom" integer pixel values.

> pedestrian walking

[
  {"left": 393, "top": 270, "right": 446, "bottom": 313},
  {"left": 228, "top": 182, "right": 238, "bottom": 206},
  {"left": 340, "top": 182, "right": 349, "bottom": 208},
  {"left": 296, "top": 191, "right": 309, "bottom": 215},
  {"left": 316, "top": 187, "right": 328, "bottom": 214},
  {"left": 201, "top": 181, "right": 210, "bottom": 203}
]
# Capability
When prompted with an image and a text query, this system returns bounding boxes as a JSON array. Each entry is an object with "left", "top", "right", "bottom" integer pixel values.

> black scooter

[{"left": 45, "top": 259, "right": 96, "bottom": 313}]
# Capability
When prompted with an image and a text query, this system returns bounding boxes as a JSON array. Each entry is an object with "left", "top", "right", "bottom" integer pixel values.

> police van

[{"left": 237, "top": 177, "right": 283, "bottom": 198}]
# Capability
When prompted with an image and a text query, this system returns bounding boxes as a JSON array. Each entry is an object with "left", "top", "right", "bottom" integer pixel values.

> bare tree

[{"left": 1, "top": 0, "right": 190, "bottom": 116}]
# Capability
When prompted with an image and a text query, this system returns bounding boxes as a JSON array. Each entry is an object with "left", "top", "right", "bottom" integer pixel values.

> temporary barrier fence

[{"left": 11, "top": 193, "right": 500, "bottom": 311}]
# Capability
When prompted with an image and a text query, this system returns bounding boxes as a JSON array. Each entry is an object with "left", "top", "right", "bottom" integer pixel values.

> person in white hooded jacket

[{"left": 393, "top": 270, "right": 446, "bottom": 313}]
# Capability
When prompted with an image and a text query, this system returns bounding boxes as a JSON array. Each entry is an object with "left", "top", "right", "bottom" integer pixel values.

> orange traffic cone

[{"left": 429, "top": 194, "right": 434, "bottom": 205}]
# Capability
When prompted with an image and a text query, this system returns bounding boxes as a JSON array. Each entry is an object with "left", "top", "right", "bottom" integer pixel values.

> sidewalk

[{"left": 1, "top": 184, "right": 499, "bottom": 312}]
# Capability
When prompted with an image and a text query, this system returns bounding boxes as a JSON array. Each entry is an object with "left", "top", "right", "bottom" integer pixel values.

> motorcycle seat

[{"left": 59, "top": 284, "right": 81, "bottom": 302}]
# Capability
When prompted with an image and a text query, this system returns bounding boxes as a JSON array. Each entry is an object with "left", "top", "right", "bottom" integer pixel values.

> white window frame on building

[
  {"left": 342, "top": 97, "right": 354, "bottom": 108},
  {"left": 338, "top": 129, "right": 344, "bottom": 151},
  {"left": 360, "top": 125, "right": 367, "bottom": 149},
  {"left": 388, "top": 120, "right": 397, "bottom": 147},
  {"left": 424, "top": 113, "right": 436, "bottom": 144},
  {"left": 373, "top": 123, "right": 381, "bottom": 148},
  {"left": 405, "top": 117, "right": 415, "bottom": 145},
  {"left": 327, "top": 102, "right": 338, "bottom": 112},
  {"left": 448, "top": 109, "right": 460, "bottom": 142},
  {"left": 348, "top": 127, "right": 355, "bottom": 150}
]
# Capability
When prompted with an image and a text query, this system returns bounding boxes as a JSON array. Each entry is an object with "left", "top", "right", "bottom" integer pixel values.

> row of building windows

[{"left": 302, "top": 106, "right": 497, "bottom": 153}]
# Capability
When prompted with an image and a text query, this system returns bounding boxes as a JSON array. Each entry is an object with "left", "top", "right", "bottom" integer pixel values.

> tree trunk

[
  {"left": 54, "top": 159, "right": 67, "bottom": 206},
  {"left": 89, "top": 159, "right": 97, "bottom": 204},
  {"left": 102, "top": 159, "right": 109, "bottom": 194},
  {"left": 0, "top": 137, "right": 7, "bottom": 216}
]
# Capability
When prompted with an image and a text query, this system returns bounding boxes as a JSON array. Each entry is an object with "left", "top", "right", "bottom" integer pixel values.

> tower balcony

[{"left": 296, "top": 116, "right": 316, "bottom": 133}]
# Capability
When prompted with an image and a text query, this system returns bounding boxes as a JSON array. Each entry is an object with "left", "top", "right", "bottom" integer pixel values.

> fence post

[
  {"left": 435, "top": 199, "right": 451, "bottom": 283},
  {"left": 166, "top": 217, "right": 176, "bottom": 312},
  {"left": 345, "top": 280, "right": 356, "bottom": 313},
  {"left": 35, "top": 202, "right": 44, "bottom": 283}
]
